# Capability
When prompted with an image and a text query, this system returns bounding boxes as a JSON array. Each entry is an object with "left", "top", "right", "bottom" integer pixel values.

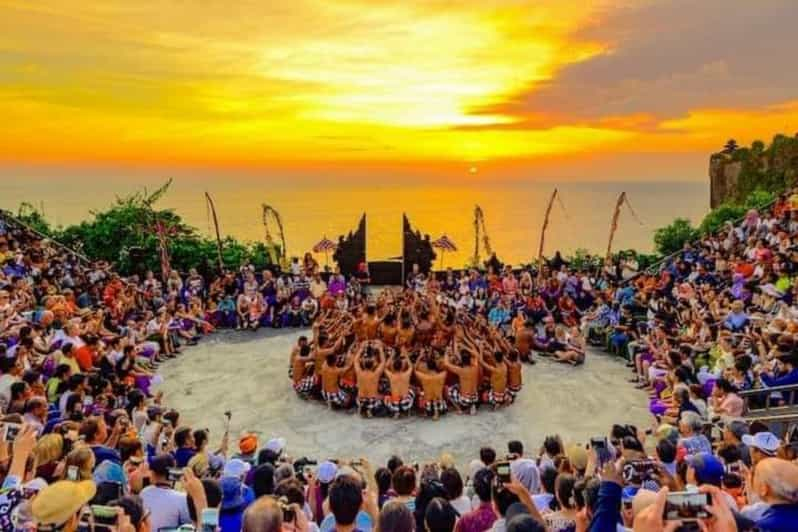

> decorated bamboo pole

[
  {"left": 205, "top": 192, "right": 225, "bottom": 272},
  {"left": 537, "top": 189, "right": 558, "bottom": 271},
  {"left": 606, "top": 192, "right": 626, "bottom": 260}
]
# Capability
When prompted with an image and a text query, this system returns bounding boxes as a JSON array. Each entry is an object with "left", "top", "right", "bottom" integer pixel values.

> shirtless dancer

[
  {"left": 444, "top": 347, "right": 480, "bottom": 415},
  {"left": 384, "top": 348, "right": 415, "bottom": 418},
  {"left": 515, "top": 320, "right": 537, "bottom": 364},
  {"left": 481, "top": 350, "right": 509, "bottom": 410},
  {"left": 506, "top": 351, "right": 523, "bottom": 403},
  {"left": 290, "top": 342, "right": 314, "bottom": 398},
  {"left": 415, "top": 354, "right": 447, "bottom": 420},
  {"left": 320, "top": 352, "right": 354, "bottom": 409},
  {"left": 354, "top": 341, "right": 386, "bottom": 418}
]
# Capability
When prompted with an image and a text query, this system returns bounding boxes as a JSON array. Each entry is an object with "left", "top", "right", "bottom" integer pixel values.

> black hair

[
  {"left": 472, "top": 468, "right": 494, "bottom": 503},
  {"left": 656, "top": 438, "right": 677, "bottom": 463},
  {"left": 375, "top": 467, "right": 392, "bottom": 499},
  {"left": 480, "top": 447, "right": 497, "bottom": 466},
  {"left": 329, "top": 476, "right": 363, "bottom": 526},
  {"left": 491, "top": 485, "right": 520, "bottom": 517},
  {"left": 414, "top": 481, "right": 449, "bottom": 531},
  {"left": 252, "top": 463, "right": 276, "bottom": 498},
  {"left": 543, "top": 436, "right": 562, "bottom": 457},
  {"left": 424, "top": 498, "right": 458, "bottom": 532},
  {"left": 387, "top": 455, "right": 404, "bottom": 473},
  {"left": 440, "top": 468, "right": 464, "bottom": 500},
  {"left": 540, "top": 466, "right": 558, "bottom": 495},
  {"left": 715, "top": 378, "right": 737, "bottom": 394}
]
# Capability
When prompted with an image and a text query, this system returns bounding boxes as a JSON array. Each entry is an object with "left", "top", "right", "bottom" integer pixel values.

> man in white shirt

[{"left": 140, "top": 454, "right": 192, "bottom": 532}]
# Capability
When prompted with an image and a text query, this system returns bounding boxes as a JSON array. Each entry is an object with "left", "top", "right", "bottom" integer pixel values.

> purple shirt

[{"left": 455, "top": 502, "right": 497, "bottom": 532}]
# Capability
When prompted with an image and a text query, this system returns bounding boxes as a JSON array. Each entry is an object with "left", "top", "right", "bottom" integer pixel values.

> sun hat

[
  {"left": 31, "top": 480, "right": 96, "bottom": 525},
  {"left": 317, "top": 461, "right": 338, "bottom": 484},
  {"left": 223, "top": 458, "right": 252, "bottom": 479},
  {"left": 264, "top": 437, "right": 286, "bottom": 455},
  {"left": 685, "top": 453, "right": 724, "bottom": 485},
  {"left": 742, "top": 432, "right": 780, "bottom": 455},
  {"left": 565, "top": 444, "right": 588, "bottom": 471},
  {"left": 220, "top": 477, "right": 246, "bottom": 510},
  {"left": 93, "top": 460, "right": 126, "bottom": 485},
  {"left": 238, "top": 433, "right": 258, "bottom": 455}
]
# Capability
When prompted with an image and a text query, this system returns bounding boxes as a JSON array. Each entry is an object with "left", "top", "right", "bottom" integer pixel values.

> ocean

[{"left": 0, "top": 176, "right": 708, "bottom": 267}]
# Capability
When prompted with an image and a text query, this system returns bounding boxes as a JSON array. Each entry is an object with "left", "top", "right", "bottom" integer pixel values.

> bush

[
  {"left": 653, "top": 218, "right": 699, "bottom": 256},
  {"left": 17, "top": 181, "right": 275, "bottom": 277}
]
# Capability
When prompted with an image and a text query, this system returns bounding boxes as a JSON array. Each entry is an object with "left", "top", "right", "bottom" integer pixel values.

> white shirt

[{"left": 140, "top": 485, "right": 192, "bottom": 532}]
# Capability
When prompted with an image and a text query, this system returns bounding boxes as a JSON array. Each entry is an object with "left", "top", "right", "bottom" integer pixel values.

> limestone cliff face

[
  {"left": 709, "top": 154, "right": 741, "bottom": 208},
  {"left": 709, "top": 134, "right": 798, "bottom": 208}
]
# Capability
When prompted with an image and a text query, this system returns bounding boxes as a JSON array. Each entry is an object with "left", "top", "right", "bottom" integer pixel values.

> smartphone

[
  {"left": 200, "top": 508, "right": 219, "bottom": 532},
  {"left": 623, "top": 460, "right": 656, "bottom": 485},
  {"left": 167, "top": 467, "right": 184, "bottom": 483},
  {"left": 67, "top": 465, "right": 80, "bottom": 481},
  {"left": 495, "top": 461, "right": 511, "bottom": 484},
  {"left": 590, "top": 437, "right": 607, "bottom": 450},
  {"left": 2, "top": 422, "right": 22, "bottom": 442},
  {"left": 663, "top": 491, "right": 711, "bottom": 521}
]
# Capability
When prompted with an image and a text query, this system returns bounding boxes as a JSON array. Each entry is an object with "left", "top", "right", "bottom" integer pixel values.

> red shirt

[{"left": 74, "top": 345, "right": 95, "bottom": 372}]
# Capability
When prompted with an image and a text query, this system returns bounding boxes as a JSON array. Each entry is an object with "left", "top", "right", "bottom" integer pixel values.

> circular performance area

[
  {"left": 291, "top": 290, "right": 533, "bottom": 420},
  {"left": 158, "top": 305, "right": 650, "bottom": 465}
]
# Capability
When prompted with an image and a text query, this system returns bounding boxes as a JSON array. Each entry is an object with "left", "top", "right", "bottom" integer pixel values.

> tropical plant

[{"left": 653, "top": 218, "right": 699, "bottom": 256}]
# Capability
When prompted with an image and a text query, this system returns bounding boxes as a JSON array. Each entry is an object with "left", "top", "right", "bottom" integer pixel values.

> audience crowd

[{"left": 2, "top": 188, "right": 798, "bottom": 531}]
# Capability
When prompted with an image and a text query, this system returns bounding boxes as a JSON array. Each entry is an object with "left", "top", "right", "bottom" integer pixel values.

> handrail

[
  {"left": 0, "top": 208, "right": 91, "bottom": 264},
  {"left": 739, "top": 383, "right": 798, "bottom": 398},
  {"left": 622, "top": 195, "right": 781, "bottom": 284}
]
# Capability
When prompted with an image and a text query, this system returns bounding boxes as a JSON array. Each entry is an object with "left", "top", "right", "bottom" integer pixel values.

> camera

[
  {"left": 663, "top": 491, "right": 711, "bottom": 521},
  {"left": 622, "top": 460, "right": 657, "bottom": 485},
  {"left": 495, "top": 461, "right": 511, "bottom": 484},
  {"left": 78, "top": 505, "right": 118, "bottom": 532},
  {"left": 167, "top": 467, "right": 184, "bottom": 483},
  {"left": 2, "top": 422, "right": 22, "bottom": 442},
  {"left": 590, "top": 437, "right": 606, "bottom": 450}
]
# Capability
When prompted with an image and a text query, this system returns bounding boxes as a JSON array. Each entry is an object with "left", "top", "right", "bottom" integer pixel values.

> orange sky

[{"left": 1, "top": 0, "right": 797, "bottom": 179}]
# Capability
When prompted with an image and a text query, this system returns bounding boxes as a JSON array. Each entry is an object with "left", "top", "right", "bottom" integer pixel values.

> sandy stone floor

[{"left": 156, "top": 329, "right": 651, "bottom": 465}]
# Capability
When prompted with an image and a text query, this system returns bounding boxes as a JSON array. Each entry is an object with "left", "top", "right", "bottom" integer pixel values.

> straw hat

[{"left": 31, "top": 480, "right": 96, "bottom": 526}]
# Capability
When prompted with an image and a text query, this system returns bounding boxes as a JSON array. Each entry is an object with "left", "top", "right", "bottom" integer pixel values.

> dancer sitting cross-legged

[
  {"left": 415, "top": 351, "right": 448, "bottom": 420},
  {"left": 443, "top": 340, "right": 480, "bottom": 416},
  {"left": 354, "top": 340, "right": 386, "bottom": 418},
  {"left": 384, "top": 347, "right": 415, "bottom": 419}
]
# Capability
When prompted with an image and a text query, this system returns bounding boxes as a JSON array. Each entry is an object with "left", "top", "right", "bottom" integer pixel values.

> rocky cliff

[{"left": 709, "top": 134, "right": 798, "bottom": 207}]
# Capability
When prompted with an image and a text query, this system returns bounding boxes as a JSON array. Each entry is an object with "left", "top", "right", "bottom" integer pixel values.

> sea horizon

[{"left": 0, "top": 176, "right": 709, "bottom": 267}]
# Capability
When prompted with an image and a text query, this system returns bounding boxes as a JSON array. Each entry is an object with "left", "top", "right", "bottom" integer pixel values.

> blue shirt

[
  {"left": 761, "top": 368, "right": 798, "bottom": 388},
  {"left": 91, "top": 445, "right": 121, "bottom": 465},
  {"left": 320, "top": 510, "right": 372, "bottom": 532},
  {"left": 173, "top": 447, "right": 196, "bottom": 468},
  {"left": 756, "top": 503, "right": 798, "bottom": 532}
]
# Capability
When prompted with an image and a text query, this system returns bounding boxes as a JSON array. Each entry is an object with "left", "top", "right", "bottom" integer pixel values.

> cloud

[{"left": 486, "top": 0, "right": 798, "bottom": 125}]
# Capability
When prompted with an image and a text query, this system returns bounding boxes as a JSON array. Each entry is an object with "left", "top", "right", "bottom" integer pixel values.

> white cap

[
  {"left": 742, "top": 432, "right": 780, "bottom": 455},
  {"left": 265, "top": 437, "right": 286, "bottom": 455},
  {"left": 223, "top": 458, "right": 252, "bottom": 479}
]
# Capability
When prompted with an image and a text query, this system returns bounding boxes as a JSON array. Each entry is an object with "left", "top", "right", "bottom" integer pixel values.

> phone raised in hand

[{"left": 663, "top": 491, "right": 711, "bottom": 521}]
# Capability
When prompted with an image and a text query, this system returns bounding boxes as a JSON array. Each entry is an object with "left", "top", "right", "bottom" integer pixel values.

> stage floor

[{"left": 157, "top": 329, "right": 651, "bottom": 466}]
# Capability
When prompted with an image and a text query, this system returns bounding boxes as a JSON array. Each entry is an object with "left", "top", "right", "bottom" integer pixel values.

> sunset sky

[{"left": 1, "top": 0, "right": 797, "bottom": 181}]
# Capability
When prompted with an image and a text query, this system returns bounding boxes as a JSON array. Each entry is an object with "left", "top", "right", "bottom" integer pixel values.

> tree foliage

[
  {"left": 16, "top": 181, "right": 274, "bottom": 277},
  {"left": 653, "top": 218, "right": 699, "bottom": 256}
]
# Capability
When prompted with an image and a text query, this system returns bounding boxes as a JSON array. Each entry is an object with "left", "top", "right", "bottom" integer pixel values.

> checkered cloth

[
  {"left": 322, "top": 389, "right": 349, "bottom": 407},
  {"left": 507, "top": 384, "right": 522, "bottom": 403},
  {"left": 356, "top": 396, "right": 382, "bottom": 413},
  {"left": 448, "top": 384, "right": 478, "bottom": 407},
  {"left": 385, "top": 388, "right": 416, "bottom": 415},
  {"left": 419, "top": 394, "right": 448, "bottom": 416},
  {"left": 293, "top": 376, "right": 315, "bottom": 396},
  {"left": 488, "top": 389, "right": 508, "bottom": 406}
]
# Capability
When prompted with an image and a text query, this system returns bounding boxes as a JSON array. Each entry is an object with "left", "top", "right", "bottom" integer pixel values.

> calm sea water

[{"left": 0, "top": 176, "right": 708, "bottom": 267}]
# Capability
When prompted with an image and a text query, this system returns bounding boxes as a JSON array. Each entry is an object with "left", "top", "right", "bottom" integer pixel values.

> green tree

[
  {"left": 698, "top": 204, "right": 747, "bottom": 234},
  {"left": 653, "top": 218, "right": 699, "bottom": 256}
]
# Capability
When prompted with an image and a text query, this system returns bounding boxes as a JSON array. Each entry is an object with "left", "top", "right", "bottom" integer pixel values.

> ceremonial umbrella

[
  {"left": 432, "top": 234, "right": 457, "bottom": 269},
  {"left": 312, "top": 236, "right": 337, "bottom": 266}
]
